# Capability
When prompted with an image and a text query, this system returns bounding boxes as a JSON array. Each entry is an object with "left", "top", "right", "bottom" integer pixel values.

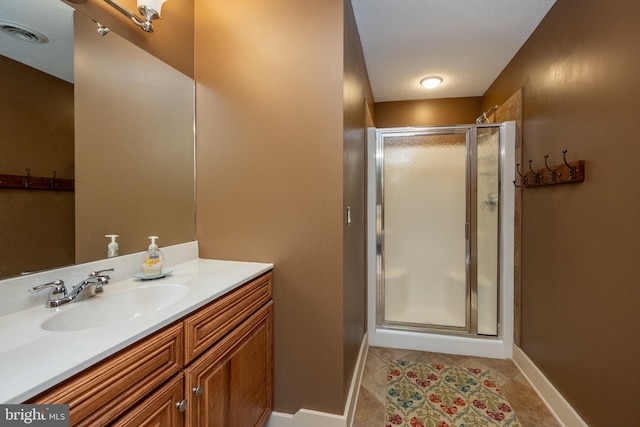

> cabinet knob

[
  {"left": 176, "top": 399, "right": 188, "bottom": 412},
  {"left": 192, "top": 386, "right": 203, "bottom": 397}
]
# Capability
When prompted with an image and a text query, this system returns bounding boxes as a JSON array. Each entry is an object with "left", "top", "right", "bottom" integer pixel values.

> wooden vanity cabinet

[
  {"left": 184, "top": 302, "right": 273, "bottom": 427},
  {"left": 28, "top": 272, "right": 273, "bottom": 427}
]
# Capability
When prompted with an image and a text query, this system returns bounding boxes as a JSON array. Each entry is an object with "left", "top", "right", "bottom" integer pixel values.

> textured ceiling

[
  {"left": 351, "top": 0, "right": 556, "bottom": 102},
  {"left": 2, "top": 1, "right": 556, "bottom": 96}
]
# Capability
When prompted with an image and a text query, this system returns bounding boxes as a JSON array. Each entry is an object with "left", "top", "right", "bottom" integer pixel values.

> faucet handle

[
  {"left": 28, "top": 280, "right": 67, "bottom": 296},
  {"left": 70, "top": 275, "right": 111, "bottom": 300},
  {"left": 89, "top": 268, "right": 114, "bottom": 279}
]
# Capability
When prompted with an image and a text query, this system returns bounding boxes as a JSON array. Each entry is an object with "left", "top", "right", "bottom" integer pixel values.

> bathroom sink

[{"left": 40, "top": 284, "right": 189, "bottom": 332}]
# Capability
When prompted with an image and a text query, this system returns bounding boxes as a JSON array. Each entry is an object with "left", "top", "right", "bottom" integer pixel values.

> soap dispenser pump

[
  {"left": 105, "top": 234, "right": 119, "bottom": 258},
  {"left": 142, "top": 236, "right": 164, "bottom": 276}
]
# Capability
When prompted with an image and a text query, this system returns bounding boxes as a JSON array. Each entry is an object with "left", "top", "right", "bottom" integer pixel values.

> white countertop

[{"left": 0, "top": 258, "right": 272, "bottom": 403}]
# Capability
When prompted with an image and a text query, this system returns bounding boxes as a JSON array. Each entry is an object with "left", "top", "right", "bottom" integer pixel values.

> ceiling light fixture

[
  {"left": 420, "top": 76, "right": 443, "bottom": 89},
  {"left": 103, "top": 0, "right": 168, "bottom": 33}
]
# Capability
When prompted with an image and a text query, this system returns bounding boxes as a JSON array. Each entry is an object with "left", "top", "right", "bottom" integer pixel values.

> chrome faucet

[
  {"left": 28, "top": 279, "right": 69, "bottom": 308},
  {"left": 29, "top": 268, "right": 114, "bottom": 308}
]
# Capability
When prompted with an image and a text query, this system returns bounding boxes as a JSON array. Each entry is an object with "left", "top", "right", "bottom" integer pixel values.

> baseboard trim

[
  {"left": 511, "top": 345, "right": 588, "bottom": 427},
  {"left": 266, "top": 333, "right": 369, "bottom": 427}
]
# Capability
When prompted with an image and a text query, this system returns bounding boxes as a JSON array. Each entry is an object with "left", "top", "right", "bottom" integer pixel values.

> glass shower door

[
  {"left": 379, "top": 130, "right": 469, "bottom": 331},
  {"left": 377, "top": 124, "right": 501, "bottom": 336}
]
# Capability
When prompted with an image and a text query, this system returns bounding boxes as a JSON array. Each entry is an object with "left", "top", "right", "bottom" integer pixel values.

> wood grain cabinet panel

[
  {"left": 185, "top": 302, "right": 273, "bottom": 427},
  {"left": 29, "top": 323, "right": 184, "bottom": 427},
  {"left": 184, "top": 273, "right": 272, "bottom": 363},
  {"left": 112, "top": 374, "right": 185, "bottom": 427}
]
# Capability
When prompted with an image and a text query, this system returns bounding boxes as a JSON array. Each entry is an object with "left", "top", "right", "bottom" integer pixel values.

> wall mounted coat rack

[
  {"left": 0, "top": 169, "right": 74, "bottom": 192},
  {"left": 513, "top": 150, "right": 585, "bottom": 188}
]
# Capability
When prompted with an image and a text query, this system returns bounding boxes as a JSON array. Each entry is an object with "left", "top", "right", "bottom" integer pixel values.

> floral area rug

[{"left": 386, "top": 360, "right": 522, "bottom": 427}]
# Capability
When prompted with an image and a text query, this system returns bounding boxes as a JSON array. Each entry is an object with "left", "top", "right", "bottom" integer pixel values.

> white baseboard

[
  {"left": 266, "top": 334, "right": 369, "bottom": 427},
  {"left": 265, "top": 409, "right": 347, "bottom": 427},
  {"left": 512, "top": 345, "right": 588, "bottom": 427}
]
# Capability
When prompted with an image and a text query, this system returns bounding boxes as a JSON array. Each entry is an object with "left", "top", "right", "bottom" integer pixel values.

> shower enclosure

[{"left": 367, "top": 122, "right": 515, "bottom": 358}]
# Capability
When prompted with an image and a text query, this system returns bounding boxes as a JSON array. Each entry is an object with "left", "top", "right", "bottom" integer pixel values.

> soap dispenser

[
  {"left": 105, "top": 234, "right": 119, "bottom": 258},
  {"left": 142, "top": 236, "right": 164, "bottom": 276}
]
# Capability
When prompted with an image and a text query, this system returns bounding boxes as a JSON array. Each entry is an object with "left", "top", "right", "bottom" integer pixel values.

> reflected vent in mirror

[{"left": 0, "top": 20, "right": 49, "bottom": 43}]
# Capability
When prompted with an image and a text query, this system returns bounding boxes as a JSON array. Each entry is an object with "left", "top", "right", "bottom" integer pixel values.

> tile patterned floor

[{"left": 353, "top": 346, "right": 561, "bottom": 427}]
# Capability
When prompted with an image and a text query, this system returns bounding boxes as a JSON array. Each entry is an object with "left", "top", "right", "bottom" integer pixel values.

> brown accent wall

[
  {"left": 342, "top": 0, "right": 370, "bottom": 400},
  {"left": 195, "top": 0, "right": 369, "bottom": 415},
  {"left": 0, "top": 55, "right": 74, "bottom": 277},
  {"left": 375, "top": 97, "right": 481, "bottom": 127},
  {"left": 64, "top": 0, "right": 194, "bottom": 78},
  {"left": 483, "top": 1, "right": 640, "bottom": 425}
]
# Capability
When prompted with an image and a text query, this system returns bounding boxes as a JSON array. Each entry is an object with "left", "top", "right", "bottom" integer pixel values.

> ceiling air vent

[{"left": 0, "top": 20, "right": 49, "bottom": 43}]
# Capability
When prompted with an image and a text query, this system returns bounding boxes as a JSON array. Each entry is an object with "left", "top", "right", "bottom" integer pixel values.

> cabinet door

[
  {"left": 185, "top": 302, "right": 273, "bottom": 427},
  {"left": 112, "top": 374, "right": 184, "bottom": 427}
]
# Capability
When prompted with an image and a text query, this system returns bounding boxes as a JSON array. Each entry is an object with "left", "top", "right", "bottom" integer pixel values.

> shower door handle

[{"left": 465, "top": 223, "right": 470, "bottom": 239}]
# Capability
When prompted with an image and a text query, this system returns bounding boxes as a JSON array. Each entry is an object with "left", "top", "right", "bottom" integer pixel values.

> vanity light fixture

[
  {"left": 103, "top": 0, "right": 167, "bottom": 33},
  {"left": 420, "top": 76, "right": 443, "bottom": 89}
]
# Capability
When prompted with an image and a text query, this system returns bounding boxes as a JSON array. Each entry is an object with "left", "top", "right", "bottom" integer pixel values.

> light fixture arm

[{"left": 103, "top": 0, "right": 162, "bottom": 33}]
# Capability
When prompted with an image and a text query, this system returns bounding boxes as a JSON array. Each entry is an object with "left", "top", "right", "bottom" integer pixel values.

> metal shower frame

[{"left": 375, "top": 123, "right": 506, "bottom": 338}]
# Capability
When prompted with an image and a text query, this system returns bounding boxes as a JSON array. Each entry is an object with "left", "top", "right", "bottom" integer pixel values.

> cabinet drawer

[
  {"left": 30, "top": 323, "right": 183, "bottom": 427},
  {"left": 184, "top": 272, "right": 272, "bottom": 364}
]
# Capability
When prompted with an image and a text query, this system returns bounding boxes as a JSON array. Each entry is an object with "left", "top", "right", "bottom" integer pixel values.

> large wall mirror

[{"left": 0, "top": 0, "right": 196, "bottom": 279}]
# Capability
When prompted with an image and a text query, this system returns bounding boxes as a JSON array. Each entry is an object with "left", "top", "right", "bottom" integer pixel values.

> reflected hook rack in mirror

[{"left": 0, "top": 171, "right": 74, "bottom": 192}]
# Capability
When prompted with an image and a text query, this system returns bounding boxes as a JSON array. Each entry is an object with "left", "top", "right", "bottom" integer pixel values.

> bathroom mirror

[{"left": 0, "top": 0, "right": 196, "bottom": 279}]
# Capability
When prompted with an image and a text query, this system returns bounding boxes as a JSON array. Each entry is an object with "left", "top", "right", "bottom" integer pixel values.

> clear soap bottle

[
  {"left": 106, "top": 234, "right": 119, "bottom": 258},
  {"left": 142, "top": 236, "right": 164, "bottom": 276}
]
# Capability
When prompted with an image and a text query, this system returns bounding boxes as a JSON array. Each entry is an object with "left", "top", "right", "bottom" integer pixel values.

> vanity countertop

[{"left": 0, "top": 258, "right": 273, "bottom": 403}]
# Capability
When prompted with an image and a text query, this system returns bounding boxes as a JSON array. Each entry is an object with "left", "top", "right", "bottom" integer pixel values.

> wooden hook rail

[
  {"left": 513, "top": 150, "right": 585, "bottom": 188},
  {"left": 0, "top": 169, "right": 74, "bottom": 192}
]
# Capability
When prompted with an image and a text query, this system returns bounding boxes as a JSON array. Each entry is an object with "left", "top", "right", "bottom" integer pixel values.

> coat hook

[
  {"left": 528, "top": 160, "right": 542, "bottom": 184},
  {"left": 513, "top": 163, "right": 527, "bottom": 187},
  {"left": 544, "top": 155, "right": 557, "bottom": 183},
  {"left": 23, "top": 168, "right": 31, "bottom": 188},
  {"left": 559, "top": 149, "right": 577, "bottom": 182},
  {"left": 49, "top": 171, "right": 58, "bottom": 189}
]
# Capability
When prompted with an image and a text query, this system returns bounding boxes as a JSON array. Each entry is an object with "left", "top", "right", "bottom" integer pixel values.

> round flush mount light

[
  {"left": 420, "top": 76, "right": 443, "bottom": 89},
  {"left": 0, "top": 20, "right": 49, "bottom": 43}
]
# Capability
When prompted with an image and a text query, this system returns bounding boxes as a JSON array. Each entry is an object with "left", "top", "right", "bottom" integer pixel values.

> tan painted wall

[
  {"left": 195, "top": 0, "right": 369, "bottom": 415},
  {"left": 483, "top": 1, "right": 640, "bottom": 425},
  {"left": 0, "top": 55, "right": 74, "bottom": 277},
  {"left": 64, "top": 0, "right": 194, "bottom": 78},
  {"left": 374, "top": 97, "right": 481, "bottom": 127}
]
